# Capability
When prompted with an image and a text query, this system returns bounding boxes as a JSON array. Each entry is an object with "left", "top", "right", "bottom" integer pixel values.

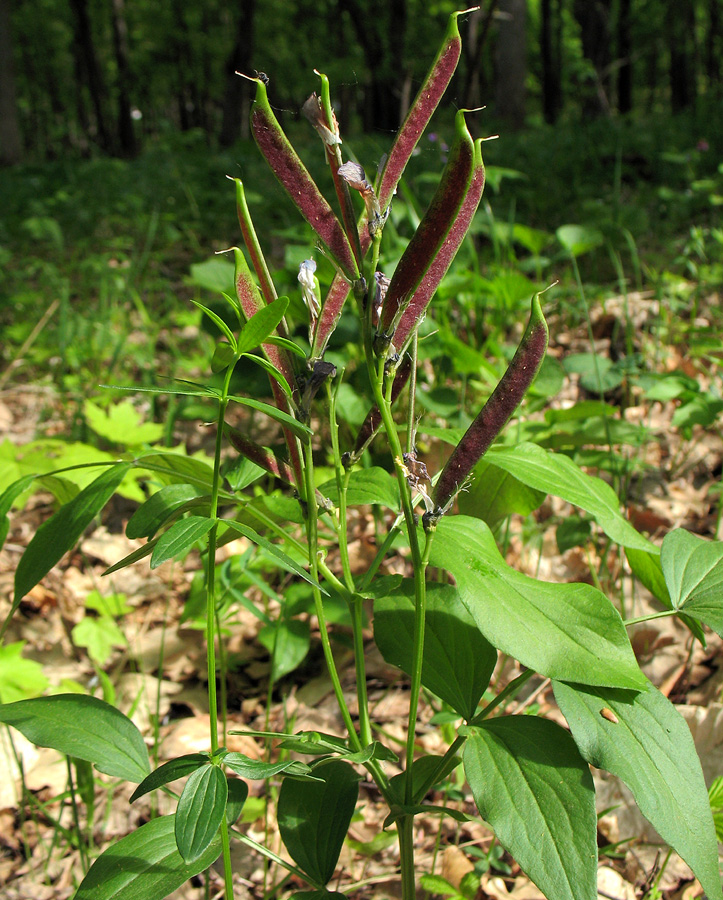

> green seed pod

[
  {"left": 250, "top": 77, "right": 358, "bottom": 280},
  {"left": 431, "top": 294, "right": 549, "bottom": 516},
  {"left": 377, "top": 110, "right": 476, "bottom": 345}
]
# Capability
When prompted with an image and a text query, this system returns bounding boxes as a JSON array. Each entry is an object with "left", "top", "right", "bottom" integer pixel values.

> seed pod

[
  {"left": 250, "top": 77, "right": 358, "bottom": 280},
  {"left": 432, "top": 294, "right": 549, "bottom": 513},
  {"left": 225, "top": 426, "right": 295, "bottom": 485},
  {"left": 393, "top": 139, "right": 485, "bottom": 353},
  {"left": 344, "top": 355, "right": 413, "bottom": 465},
  {"left": 232, "top": 178, "right": 278, "bottom": 307},
  {"left": 310, "top": 271, "right": 351, "bottom": 361},
  {"left": 378, "top": 8, "right": 472, "bottom": 213},
  {"left": 377, "top": 110, "right": 475, "bottom": 344}
]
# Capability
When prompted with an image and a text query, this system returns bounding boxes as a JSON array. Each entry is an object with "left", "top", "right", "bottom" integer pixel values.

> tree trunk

[
  {"left": 462, "top": 3, "right": 498, "bottom": 110},
  {"left": 0, "top": 0, "right": 23, "bottom": 164},
  {"left": 111, "top": 0, "right": 136, "bottom": 156},
  {"left": 69, "top": 0, "right": 113, "bottom": 152},
  {"left": 668, "top": 0, "right": 696, "bottom": 111},
  {"left": 494, "top": 0, "right": 527, "bottom": 130},
  {"left": 706, "top": 0, "right": 721, "bottom": 87},
  {"left": 616, "top": 0, "right": 632, "bottom": 113},
  {"left": 573, "top": 0, "right": 613, "bottom": 116},
  {"left": 540, "top": 0, "right": 562, "bottom": 123},
  {"left": 219, "top": 0, "right": 256, "bottom": 147}
]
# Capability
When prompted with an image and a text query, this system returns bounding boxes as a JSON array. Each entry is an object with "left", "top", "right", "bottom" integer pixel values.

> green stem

[
  {"left": 623, "top": 609, "right": 677, "bottom": 626},
  {"left": 405, "top": 332, "right": 418, "bottom": 455},
  {"left": 398, "top": 817, "right": 417, "bottom": 900}
]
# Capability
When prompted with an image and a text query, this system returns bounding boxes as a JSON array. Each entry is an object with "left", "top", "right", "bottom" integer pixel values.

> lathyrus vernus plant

[{"left": 2, "top": 7, "right": 723, "bottom": 900}]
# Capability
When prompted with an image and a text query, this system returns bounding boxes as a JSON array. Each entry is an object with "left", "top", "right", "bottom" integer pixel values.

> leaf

[
  {"left": 556, "top": 224, "right": 604, "bottom": 256},
  {"left": 133, "top": 452, "right": 215, "bottom": 490},
  {"left": 227, "top": 394, "right": 312, "bottom": 439},
  {"left": 83, "top": 400, "right": 164, "bottom": 446},
  {"left": 241, "top": 352, "right": 293, "bottom": 398},
  {"left": 71, "top": 616, "right": 127, "bottom": 665},
  {"left": 175, "top": 763, "right": 228, "bottom": 863},
  {"left": 463, "top": 716, "right": 597, "bottom": 900},
  {"left": 211, "top": 341, "right": 237, "bottom": 372},
  {"left": 278, "top": 759, "right": 360, "bottom": 886},
  {"left": 660, "top": 528, "right": 723, "bottom": 636},
  {"left": 126, "top": 484, "right": 207, "bottom": 540},
  {"left": 458, "top": 458, "right": 546, "bottom": 528},
  {"left": 14, "top": 463, "right": 132, "bottom": 605},
  {"left": 130, "top": 754, "right": 210, "bottom": 803},
  {"left": 74, "top": 813, "right": 221, "bottom": 900},
  {"left": 374, "top": 580, "right": 496, "bottom": 720},
  {"left": 236, "top": 296, "right": 290, "bottom": 355},
  {"left": 150, "top": 516, "right": 215, "bottom": 569},
  {"left": 258, "top": 619, "right": 310, "bottom": 683},
  {"left": 188, "top": 256, "right": 235, "bottom": 293},
  {"left": 0, "top": 474, "right": 37, "bottom": 550},
  {"left": 319, "top": 467, "right": 400, "bottom": 511},
  {"left": 430, "top": 516, "right": 646, "bottom": 690},
  {"left": 223, "top": 754, "right": 311, "bottom": 780},
  {"left": 553, "top": 679, "right": 723, "bottom": 900},
  {"left": 484, "top": 443, "right": 654, "bottom": 551},
  {"left": 226, "top": 776, "right": 249, "bottom": 825},
  {"left": 0, "top": 642, "right": 48, "bottom": 703},
  {"left": 0, "top": 694, "right": 149, "bottom": 782},
  {"left": 191, "top": 299, "right": 237, "bottom": 346},
  {"left": 222, "top": 521, "right": 326, "bottom": 592}
]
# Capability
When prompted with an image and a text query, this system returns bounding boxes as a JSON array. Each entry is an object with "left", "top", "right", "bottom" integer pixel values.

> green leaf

[
  {"left": 72, "top": 616, "right": 127, "bottom": 665},
  {"left": 227, "top": 395, "right": 311, "bottom": 439},
  {"left": 660, "top": 529, "right": 723, "bottom": 637},
  {"left": 191, "top": 299, "right": 237, "bottom": 346},
  {"left": 258, "top": 619, "right": 310, "bottom": 683},
  {"left": 211, "top": 341, "right": 237, "bottom": 372},
  {"left": 0, "top": 694, "right": 149, "bottom": 782},
  {"left": 241, "top": 352, "right": 293, "bottom": 397},
  {"left": 85, "top": 590, "right": 132, "bottom": 617},
  {"left": 556, "top": 224, "right": 604, "bottom": 257},
  {"left": 278, "top": 759, "right": 360, "bottom": 886},
  {"left": 464, "top": 716, "right": 597, "bottom": 900},
  {"left": 150, "top": 516, "right": 215, "bottom": 569},
  {"left": 419, "top": 874, "right": 461, "bottom": 897},
  {"left": 0, "top": 641, "right": 48, "bottom": 703},
  {"left": 83, "top": 400, "right": 164, "bottom": 446},
  {"left": 430, "top": 516, "right": 646, "bottom": 690},
  {"left": 226, "top": 776, "right": 249, "bottom": 825},
  {"left": 126, "top": 484, "right": 206, "bottom": 539},
  {"left": 288, "top": 893, "right": 347, "bottom": 900},
  {"left": 319, "top": 467, "right": 400, "bottom": 511},
  {"left": 74, "top": 813, "right": 221, "bottom": 900},
  {"left": 133, "top": 452, "right": 214, "bottom": 490},
  {"left": 14, "top": 463, "right": 132, "bottom": 606},
  {"left": 223, "top": 754, "right": 311, "bottom": 780},
  {"left": 709, "top": 775, "right": 723, "bottom": 810},
  {"left": 222, "top": 521, "right": 326, "bottom": 592},
  {"left": 374, "top": 580, "right": 496, "bottom": 720},
  {"left": 0, "top": 474, "right": 36, "bottom": 550},
  {"left": 484, "top": 443, "right": 653, "bottom": 551},
  {"left": 130, "top": 754, "right": 210, "bottom": 803},
  {"left": 553, "top": 680, "right": 723, "bottom": 900},
  {"left": 458, "top": 458, "right": 546, "bottom": 528},
  {"left": 189, "top": 256, "right": 235, "bottom": 293},
  {"left": 389, "top": 753, "right": 461, "bottom": 804},
  {"left": 237, "top": 297, "right": 290, "bottom": 355},
  {"left": 175, "top": 763, "right": 228, "bottom": 863}
]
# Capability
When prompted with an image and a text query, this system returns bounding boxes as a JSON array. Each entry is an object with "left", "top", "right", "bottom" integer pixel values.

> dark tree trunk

[
  {"left": 494, "top": 0, "right": 527, "bottom": 129},
  {"left": 541, "top": 0, "right": 563, "bottom": 123},
  {"left": 706, "top": 0, "right": 721, "bottom": 86},
  {"left": 69, "top": 0, "right": 113, "bottom": 152},
  {"left": 573, "top": 0, "right": 613, "bottom": 116},
  {"left": 616, "top": 0, "right": 632, "bottom": 113},
  {"left": 668, "top": 0, "right": 696, "bottom": 111},
  {"left": 0, "top": 0, "right": 23, "bottom": 164},
  {"left": 219, "top": 0, "right": 256, "bottom": 147},
  {"left": 111, "top": 0, "right": 136, "bottom": 156},
  {"left": 462, "top": 2, "right": 498, "bottom": 110}
]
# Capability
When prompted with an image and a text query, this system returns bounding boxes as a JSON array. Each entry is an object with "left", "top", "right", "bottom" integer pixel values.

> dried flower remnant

[
  {"left": 299, "top": 360, "right": 337, "bottom": 421},
  {"left": 298, "top": 259, "right": 321, "bottom": 343},
  {"left": 302, "top": 92, "right": 341, "bottom": 146},
  {"left": 337, "top": 161, "right": 383, "bottom": 234}
]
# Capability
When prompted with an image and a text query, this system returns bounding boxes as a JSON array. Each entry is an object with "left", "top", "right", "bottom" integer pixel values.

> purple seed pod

[
  {"left": 377, "top": 8, "right": 473, "bottom": 213},
  {"left": 225, "top": 426, "right": 295, "bottom": 485},
  {"left": 344, "top": 355, "right": 413, "bottom": 466},
  {"left": 377, "top": 110, "right": 475, "bottom": 344},
  {"left": 233, "top": 178, "right": 278, "bottom": 307},
  {"left": 392, "top": 139, "right": 485, "bottom": 352},
  {"left": 250, "top": 77, "right": 359, "bottom": 280},
  {"left": 310, "top": 271, "right": 352, "bottom": 361},
  {"left": 431, "top": 294, "right": 549, "bottom": 516}
]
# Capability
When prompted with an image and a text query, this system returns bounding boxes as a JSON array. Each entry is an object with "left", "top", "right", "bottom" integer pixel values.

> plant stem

[{"left": 623, "top": 609, "right": 677, "bottom": 626}]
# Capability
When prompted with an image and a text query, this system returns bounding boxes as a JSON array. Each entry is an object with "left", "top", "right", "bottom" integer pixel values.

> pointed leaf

[
  {"left": 223, "top": 753, "right": 312, "bottom": 779},
  {"left": 75, "top": 814, "right": 221, "bottom": 900},
  {"left": 150, "top": 515, "right": 214, "bottom": 569},
  {"left": 0, "top": 694, "right": 149, "bottom": 782},
  {"left": 130, "top": 754, "right": 210, "bottom": 803},
  {"left": 553, "top": 679, "right": 723, "bottom": 900},
  {"left": 374, "top": 580, "right": 496, "bottom": 721},
  {"left": 14, "top": 463, "right": 131, "bottom": 604},
  {"left": 190, "top": 299, "right": 237, "bottom": 346},
  {"left": 319, "top": 467, "right": 400, "bottom": 511},
  {"left": 661, "top": 528, "right": 723, "bottom": 636},
  {"left": 175, "top": 763, "right": 227, "bottom": 863},
  {"left": 483, "top": 442, "right": 654, "bottom": 551},
  {"left": 133, "top": 453, "right": 214, "bottom": 490},
  {"left": 278, "top": 759, "right": 360, "bottom": 885},
  {"left": 464, "top": 716, "right": 597, "bottom": 900},
  {"left": 258, "top": 618, "right": 310, "bottom": 683},
  {"left": 237, "top": 296, "right": 290, "bottom": 355},
  {"left": 226, "top": 776, "right": 249, "bottom": 825},
  {"left": 430, "top": 516, "right": 647, "bottom": 689},
  {"left": 126, "top": 484, "right": 206, "bottom": 539},
  {"left": 227, "top": 394, "right": 311, "bottom": 439}
]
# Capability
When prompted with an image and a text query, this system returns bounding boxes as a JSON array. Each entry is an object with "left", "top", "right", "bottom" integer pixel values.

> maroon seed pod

[
  {"left": 310, "top": 271, "right": 352, "bottom": 361},
  {"left": 392, "top": 139, "right": 485, "bottom": 352},
  {"left": 250, "top": 77, "right": 359, "bottom": 280},
  {"left": 432, "top": 293, "right": 549, "bottom": 513},
  {"left": 225, "top": 426, "right": 295, "bottom": 485},
  {"left": 377, "top": 8, "right": 474, "bottom": 213},
  {"left": 377, "top": 110, "right": 475, "bottom": 343}
]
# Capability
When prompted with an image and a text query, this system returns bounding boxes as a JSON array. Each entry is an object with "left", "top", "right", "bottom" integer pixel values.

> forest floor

[{"left": 2, "top": 283, "right": 723, "bottom": 900}]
